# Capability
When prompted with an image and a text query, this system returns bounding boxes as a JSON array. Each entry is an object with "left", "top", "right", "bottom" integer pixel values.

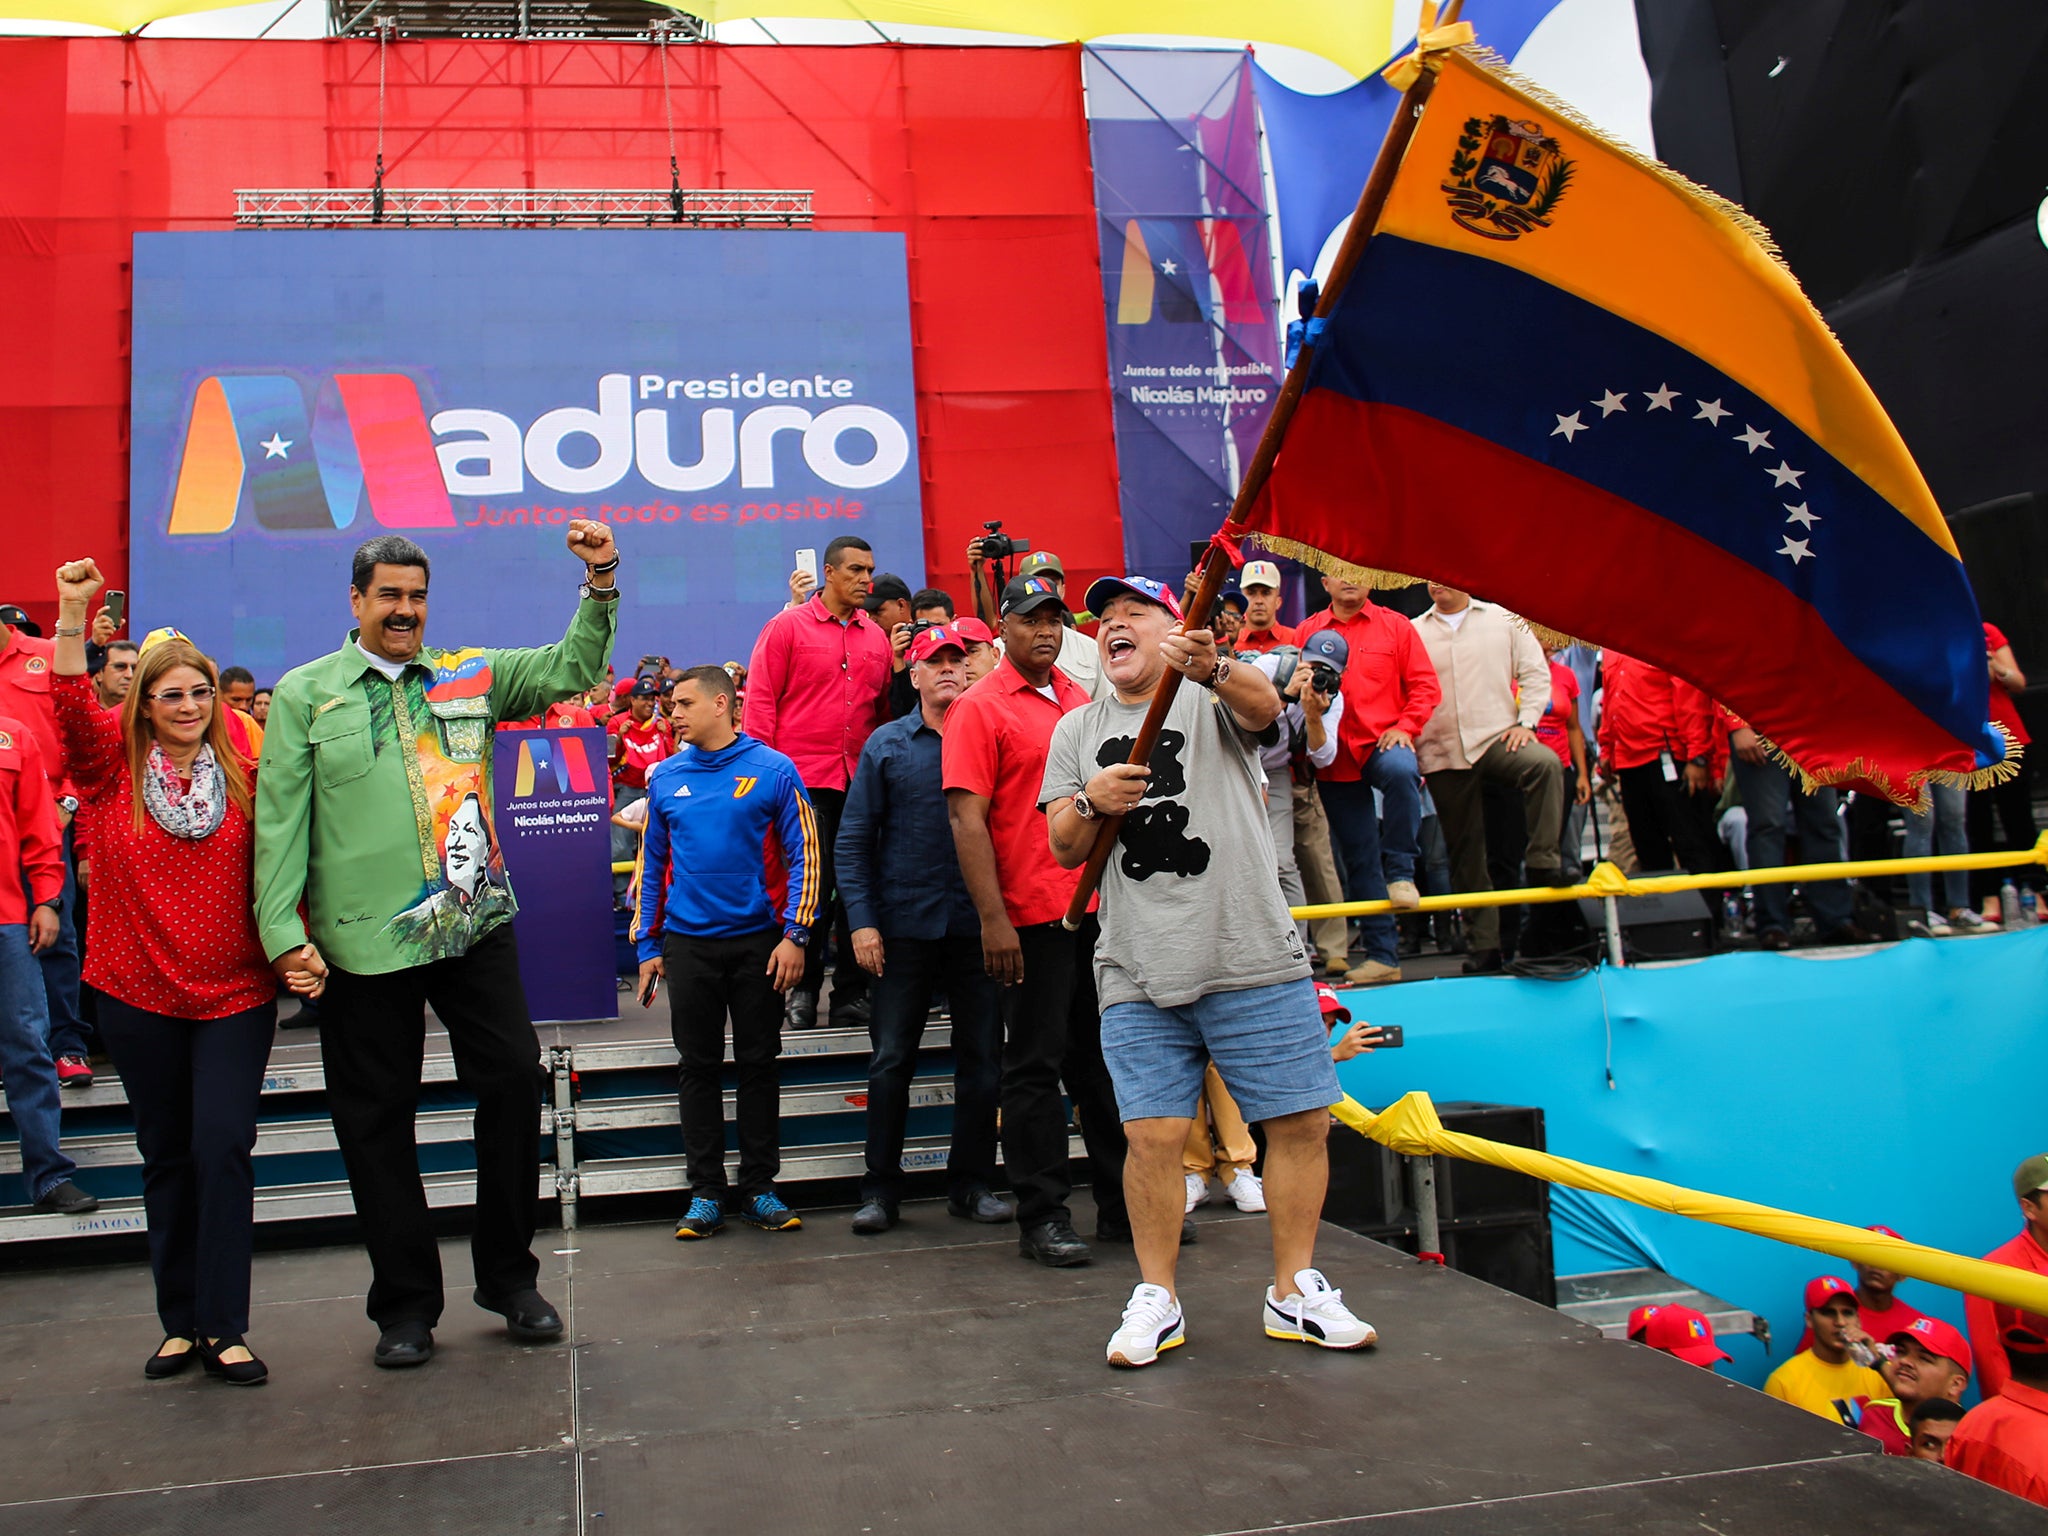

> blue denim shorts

[{"left": 1100, "top": 975, "right": 1341, "bottom": 1124}]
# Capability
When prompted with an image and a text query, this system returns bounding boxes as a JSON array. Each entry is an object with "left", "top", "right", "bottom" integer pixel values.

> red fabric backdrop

[{"left": 0, "top": 38, "right": 1122, "bottom": 635}]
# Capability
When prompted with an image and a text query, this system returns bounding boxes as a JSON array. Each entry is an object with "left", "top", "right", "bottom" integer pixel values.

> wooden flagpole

[{"left": 1059, "top": 5, "right": 1464, "bottom": 931}]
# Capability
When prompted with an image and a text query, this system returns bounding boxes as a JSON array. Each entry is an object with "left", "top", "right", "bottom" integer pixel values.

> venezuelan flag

[
  {"left": 425, "top": 648, "right": 494, "bottom": 704},
  {"left": 1241, "top": 48, "right": 2008, "bottom": 801}
]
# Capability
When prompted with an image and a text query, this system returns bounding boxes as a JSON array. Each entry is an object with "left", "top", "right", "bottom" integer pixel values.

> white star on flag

[
  {"left": 1552, "top": 412, "right": 1587, "bottom": 442},
  {"left": 1643, "top": 384, "right": 1678, "bottom": 410},
  {"left": 1768, "top": 461, "right": 1805, "bottom": 488},
  {"left": 260, "top": 433, "right": 293, "bottom": 459},
  {"left": 1694, "top": 399, "right": 1730, "bottom": 425},
  {"left": 1784, "top": 503, "right": 1819, "bottom": 528},
  {"left": 1777, "top": 536, "right": 1813, "bottom": 566},
  {"left": 1736, "top": 425, "right": 1772, "bottom": 454},
  {"left": 1160, "top": 259, "right": 1178, "bottom": 275},
  {"left": 1592, "top": 390, "right": 1628, "bottom": 417}
]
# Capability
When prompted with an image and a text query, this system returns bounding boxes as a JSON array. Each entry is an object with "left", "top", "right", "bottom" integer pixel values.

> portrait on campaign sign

[{"left": 129, "top": 229, "right": 925, "bottom": 679}]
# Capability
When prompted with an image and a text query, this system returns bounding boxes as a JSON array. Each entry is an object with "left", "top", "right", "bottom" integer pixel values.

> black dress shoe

[
  {"left": 474, "top": 1287, "right": 564, "bottom": 1342},
  {"left": 850, "top": 1200, "right": 896, "bottom": 1234},
  {"left": 1096, "top": 1212, "right": 1197, "bottom": 1246},
  {"left": 1018, "top": 1219, "right": 1091, "bottom": 1267},
  {"left": 197, "top": 1335, "right": 269, "bottom": 1386},
  {"left": 827, "top": 996, "right": 871, "bottom": 1029},
  {"left": 1759, "top": 928, "right": 1792, "bottom": 952},
  {"left": 1461, "top": 948, "right": 1505, "bottom": 975},
  {"left": 373, "top": 1320, "right": 435, "bottom": 1369},
  {"left": 144, "top": 1336, "right": 197, "bottom": 1380},
  {"left": 1822, "top": 922, "right": 1876, "bottom": 947},
  {"left": 947, "top": 1188, "right": 1016, "bottom": 1224},
  {"left": 33, "top": 1179, "right": 98, "bottom": 1214},
  {"left": 784, "top": 988, "right": 819, "bottom": 1031}
]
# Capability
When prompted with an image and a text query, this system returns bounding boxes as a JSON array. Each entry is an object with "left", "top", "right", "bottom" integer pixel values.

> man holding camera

[
  {"left": 1251, "top": 637, "right": 1343, "bottom": 953},
  {"left": 966, "top": 536, "right": 1103, "bottom": 697}
]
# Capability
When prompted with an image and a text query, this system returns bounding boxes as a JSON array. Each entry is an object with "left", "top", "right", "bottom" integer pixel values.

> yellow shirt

[{"left": 1762, "top": 1350, "right": 1887, "bottom": 1422}]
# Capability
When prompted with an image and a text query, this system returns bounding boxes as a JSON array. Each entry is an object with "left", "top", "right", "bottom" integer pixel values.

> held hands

[
  {"left": 1082, "top": 762, "right": 1151, "bottom": 817},
  {"left": 28, "top": 906, "right": 58, "bottom": 954},
  {"left": 852, "top": 927, "right": 886, "bottom": 976},
  {"left": 1160, "top": 625, "right": 1219, "bottom": 684},
  {"left": 566, "top": 519, "right": 618, "bottom": 577},
  {"left": 54, "top": 558, "right": 105, "bottom": 608},
  {"left": 638, "top": 955, "right": 664, "bottom": 1007},
  {"left": 766, "top": 937, "right": 806, "bottom": 993},
  {"left": 273, "top": 943, "right": 328, "bottom": 999}
]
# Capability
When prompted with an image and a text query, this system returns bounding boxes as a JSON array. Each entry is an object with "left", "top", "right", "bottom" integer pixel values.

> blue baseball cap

[
  {"left": 1302, "top": 630, "right": 1349, "bottom": 672},
  {"left": 1084, "top": 574, "right": 1185, "bottom": 622}
]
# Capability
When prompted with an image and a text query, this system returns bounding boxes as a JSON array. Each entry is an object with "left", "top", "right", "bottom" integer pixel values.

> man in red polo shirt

[
  {"left": 1969, "top": 1154, "right": 2048, "bottom": 1400},
  {"left": 1294, "top": 575, "right": 1440, "bottom": 986},
  {"left": 1948, "top": 1320, "right": 2048, "bottom": 1507},
  {"left": 1234, "top": 561, "right": 1297, "bottom": 655},
  {"left": 944, "top": 574, "right": 1126, "bottom": 1268},
  {"left": 746, "top": 536, "right": 894, "bottom": 1029}
]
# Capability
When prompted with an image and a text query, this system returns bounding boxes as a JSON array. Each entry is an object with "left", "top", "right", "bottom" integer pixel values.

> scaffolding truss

[{"left": 233, "top": 187, "right": 814, "bottom": 228}]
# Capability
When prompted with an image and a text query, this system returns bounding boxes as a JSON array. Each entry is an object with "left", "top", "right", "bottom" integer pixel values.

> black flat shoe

[
  {"left": 144, "top": 1336, "right": 197, "bottom": 1380},
  {"left": 474, "top": 1287, "right": 564, "bottom": 1342},
  {"left": 374, "top": 1320, "right": 435, "bottom": 1368},
  {"left": 1018, "top": 1219, "right": 1091, "bottom": 1267},
  {"left": 197, "top": 1335, "right": 268, "bottom": 1386},
  {"left": 32, "top": 1179, "right": 99, "bottom": 1215}
]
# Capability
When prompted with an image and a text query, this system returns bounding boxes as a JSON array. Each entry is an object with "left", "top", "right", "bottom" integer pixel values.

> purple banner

[
  {"left": 493, "top": 726, "right": 618, "bottom": 1023},
  {"left": 1085, "top": 48, "right": 1283, "bottom": 587}
]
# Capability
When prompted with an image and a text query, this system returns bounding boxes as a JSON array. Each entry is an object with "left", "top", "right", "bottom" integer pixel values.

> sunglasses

[{"left": 148, "top": 685, "right": 217, "bottom": 706}]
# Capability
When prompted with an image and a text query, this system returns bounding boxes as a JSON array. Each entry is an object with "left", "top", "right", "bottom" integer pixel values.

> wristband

[
  {"left": 580, "top": 582, "right": 621, "bottom": 603},
  {"left": 54, "top": 624, "right": 85, "bottom": 638},
  {"left": 586, "top": 555, "right": 621, "bottom": 575}
]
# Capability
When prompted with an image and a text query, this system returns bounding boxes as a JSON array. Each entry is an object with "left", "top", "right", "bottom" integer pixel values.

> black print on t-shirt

[{"left": 1097, "top": 730, "right": 1208, "bottom": 879}]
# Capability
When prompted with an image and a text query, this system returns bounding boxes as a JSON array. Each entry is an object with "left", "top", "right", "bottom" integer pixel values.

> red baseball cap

[
  {"left": 1628, "top": 1304, "right": 1730, "bottom": 1367},
  {"left": 1887, "top": 1315, "right": 1972, "bottom": 1377},
  {"left": 1804, "top": 1275, "right": 1858, "bottom": 1311},
  {"left": 1314, "top": 982, "right": 1351, "bottom": 1024},
  {"left": 908, "top": 624, "right": 970, "bottom": 667},
  {"left": 2004, "top": 1313, "right": 2048, "bottom": 1355},
  {"left": 953, "top": 617, "right": 994, "bottom": 645}
]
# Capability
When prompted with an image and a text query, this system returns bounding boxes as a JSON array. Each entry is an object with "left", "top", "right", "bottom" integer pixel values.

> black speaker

[
  {"left": 1322, "top": 1119, "right": 1405, "bottom": 1233},
  {"left": 1432, "top": 1103, "right": 1548, "bottom": 1224},
  {"left": 1440, "top": 1220, "right": 1556, "bottom": 1307},
  {"left": 1575, "top": 881, "right": 1715, "bottom": 959}
]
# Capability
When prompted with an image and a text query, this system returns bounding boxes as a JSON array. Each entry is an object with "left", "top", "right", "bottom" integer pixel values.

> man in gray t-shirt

[{"left": 1039, "top": 574, "right": 1375, "bottom": 1372}]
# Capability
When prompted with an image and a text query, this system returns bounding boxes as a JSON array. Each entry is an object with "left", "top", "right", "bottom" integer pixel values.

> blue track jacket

[{"left": 632, "top": 734, "right": 819, "bottom": 960}]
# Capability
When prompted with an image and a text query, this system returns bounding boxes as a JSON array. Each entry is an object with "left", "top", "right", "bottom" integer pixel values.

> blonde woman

[{"left": 52, "top": 559, "right": 323, "bottom": 1387}]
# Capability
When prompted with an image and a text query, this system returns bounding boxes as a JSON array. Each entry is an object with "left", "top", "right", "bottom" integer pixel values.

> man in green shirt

[{"left": 255, "top": 523, "right": 619, "bottom": 1369}]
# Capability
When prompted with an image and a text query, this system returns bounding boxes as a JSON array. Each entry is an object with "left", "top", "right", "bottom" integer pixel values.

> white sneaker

[
  {"left": 1224, "top": 1169, "right": 1266, "bottom": 1212},
  {"left": 1924, "top": 910, "right": 1954, "bottom": 936},
  {"left": 1184, "top": 1172, "right": 1211, "bottom": 1213},
  {"left": 1949, "top": 907, "right": 1989, "bottom": 932},
  {"left": 1264, "top": 1268, "right": 1376, "bottom": 1350},
  {"left": 1107, "top": 1282, "right": 1185, "bottom": 1368}
]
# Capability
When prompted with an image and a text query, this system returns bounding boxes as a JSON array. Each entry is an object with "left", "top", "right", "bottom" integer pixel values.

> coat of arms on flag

[{"left": 1444, "top": 114, "right": 1574, "bottom": 241}]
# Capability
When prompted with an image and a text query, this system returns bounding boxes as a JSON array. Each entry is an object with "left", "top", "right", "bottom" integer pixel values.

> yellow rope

[{"left": 1336, "top": 1091, "right": 2048, "bottom": 1315}]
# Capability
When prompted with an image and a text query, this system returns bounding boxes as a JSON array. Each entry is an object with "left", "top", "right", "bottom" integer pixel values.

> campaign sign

[
  {"left": 494, "top": 726, "right": 617, "bottom": 1023},
  {"left": 129, "top": 230, "right": 925, "bottom": 679}
]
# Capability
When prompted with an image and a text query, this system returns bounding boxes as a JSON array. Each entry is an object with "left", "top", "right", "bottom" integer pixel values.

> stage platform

[{"left": 3, "top": 1200, "right": 2035, "bottom": 1534}]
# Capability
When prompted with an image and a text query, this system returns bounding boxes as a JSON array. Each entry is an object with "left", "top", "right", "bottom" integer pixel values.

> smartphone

[
  {"left": 1368, "top": 1024, "right": 1405, "bottom": 1049},
  {"left": 637, "top": 971, "right": 660, "bottom": 1008},
  {"left": 102, "top": 590, "right": 126, "bottom": 629},
  {"left": 1188, "top": 540, "right": 1210, "bottom": 573},
  {"left": 795, "top": 548, "right": 819, "bottom": 586}
]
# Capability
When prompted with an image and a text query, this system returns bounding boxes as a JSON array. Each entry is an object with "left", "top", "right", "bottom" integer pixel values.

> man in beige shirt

[{"left": 1412, "top": 584, "right": 1564, "bottom": 972}]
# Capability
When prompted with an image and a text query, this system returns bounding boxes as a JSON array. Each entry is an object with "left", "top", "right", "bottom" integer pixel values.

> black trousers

[
  {"left": 319, "top": 926, "right": 543, "bottom": 1328},
  {"left": 861, "top": 933, "right": 1002, "bottom": 1207},
  {"left": 1616, "top": 762, "right": 1720, "bottom": 875},
  {"left": 1004, "top": 917, "right": 1126, "bottom": 1229},
  {"left": 666, "top": 929, "right": 784, "bottom": 1200},
  {"left": 96, "top": 995, "right": 276, "bottom": 1339},
  {"left": 798, "top": 787, "right": 869, "bottom": 1014},
  {"left": 1968, "top": 752, "right": 2039, "bottom": 902}
]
